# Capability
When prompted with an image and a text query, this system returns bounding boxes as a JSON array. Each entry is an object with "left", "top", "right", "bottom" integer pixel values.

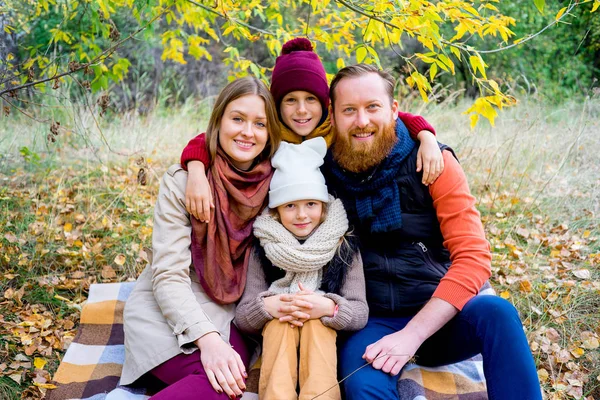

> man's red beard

[{"left": 332, "top": 120, "right": 398, "bottom": 173}]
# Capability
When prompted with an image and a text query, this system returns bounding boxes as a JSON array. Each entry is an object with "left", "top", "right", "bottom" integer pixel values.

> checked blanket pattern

[{"left": 47, "top": 282, "right": 488, "bottom": 400}]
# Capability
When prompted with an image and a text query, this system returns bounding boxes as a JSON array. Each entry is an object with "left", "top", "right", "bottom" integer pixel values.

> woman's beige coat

[{"left": 121, "top": 165, "right": 235, "bottom": 386}]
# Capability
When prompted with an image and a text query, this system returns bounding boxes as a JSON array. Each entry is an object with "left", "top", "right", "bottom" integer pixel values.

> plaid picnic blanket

[{"left": 47, "top": 282, "right": 488, "bottom": 400}]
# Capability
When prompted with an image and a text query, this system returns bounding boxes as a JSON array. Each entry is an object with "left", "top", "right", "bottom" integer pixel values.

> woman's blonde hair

[{"left": 205, "top": 77, "right": 281, "bottom": 166}]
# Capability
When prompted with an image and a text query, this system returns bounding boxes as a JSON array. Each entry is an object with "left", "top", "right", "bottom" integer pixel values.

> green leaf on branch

[{"left": 533, "top": 0, "right": 545, "bottom": 14}]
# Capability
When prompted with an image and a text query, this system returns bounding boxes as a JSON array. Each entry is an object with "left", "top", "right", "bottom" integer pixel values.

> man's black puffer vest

[{"left": 324, "top": 143, "right": 457, "bottom": 316}]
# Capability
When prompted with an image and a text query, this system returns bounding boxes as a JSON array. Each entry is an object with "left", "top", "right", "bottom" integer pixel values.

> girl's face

[
  {"left": 219, "top": 94, "right": 269, "bottom": 170},
  {"left": 280, "top": 91, "right": 323, "bottom": 137},
  {"left": 276, "top": 200, "right": 324, "bottom": 238}
]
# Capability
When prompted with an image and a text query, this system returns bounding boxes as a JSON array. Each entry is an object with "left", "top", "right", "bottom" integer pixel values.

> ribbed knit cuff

[
  {"left": 432, "top": 280, "right": 477, "bottom": 311},
  {"left": 320, "top": 293, "right": 352, "bottom": 331},
  {"left": 180, "top": 139, "right": 210, "bottom": 171},
  {"left": 398, "top": 111, "right": 436, "bottom": 139},
  {"left": 244, "top": 291, "right": 275, "bottom": 331}
]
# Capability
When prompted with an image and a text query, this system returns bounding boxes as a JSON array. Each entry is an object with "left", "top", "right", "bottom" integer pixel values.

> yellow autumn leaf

[
  {"left": 469, "top": 55, "right": 487, "bottom": 79},
  {"left": 555, "top": 7, "right": 567, "bottom": 21},
  {"left": 593, "top": 1, "right": 600, "bottom": 12},
  {"left": 583, "top": 230, "right": 591, "bottom": 238},
  {"left": 500, "top": 291, "right": 510, "bottom": 299},
  {"left": 469, "top": 114, "right": 479, "bottom": 130},
  {"left": 34, "top": 382, "right": 58, "bottom": 389},
  {"left": 356, "top": 46, "right": 367, "bottom": 63},
  {"left": 64, "top": 222, "right": 73, "bottom": 233},
  {"left": 537, "top": 368, "right": 549, "bottom": 382},
  {"left": 34, "top": 357, "right": 47, "bottom": 370},
  {"left": 519, "top": 280, "right": 533, "bottom": 293},
  {"left": 570, "top": 347, "right": 585, "bottom": 358},
  {"left": 114, "top": 254, "right": 126, "bottom": 266}
]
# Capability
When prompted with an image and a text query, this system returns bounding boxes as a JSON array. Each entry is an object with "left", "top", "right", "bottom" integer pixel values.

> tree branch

[
  {"left": 335, "top": 0, "right": 581, "bottom": 55},
  {"left": 184, "top": 0, "right": 276, "bottom": 35},
  {"left": 0, "top": 9, "right": 167, "bottom": 98}
]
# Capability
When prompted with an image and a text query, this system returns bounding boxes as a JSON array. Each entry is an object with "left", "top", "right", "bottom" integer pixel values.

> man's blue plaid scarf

[{"left": 327, "top": 119, "right": 415, "bottom": 233}]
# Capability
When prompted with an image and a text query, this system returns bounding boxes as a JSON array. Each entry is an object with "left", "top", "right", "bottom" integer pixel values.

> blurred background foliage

[{"left": 0, "top": 0, "right": 597, "bottom": 120}]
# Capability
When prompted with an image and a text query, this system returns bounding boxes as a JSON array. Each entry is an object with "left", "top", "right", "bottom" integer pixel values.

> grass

[{"left": 0, "top": 94, "right": 599, "bottom": 399}]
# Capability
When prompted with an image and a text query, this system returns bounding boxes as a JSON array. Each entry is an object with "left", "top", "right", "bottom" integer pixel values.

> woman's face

[
  {"left": 218, "top": 94, "right": 269, "bottom": 170},
  {"left": 276, "top": 200, "right": 324, "bottom": 238},
  {"left": 279, "top": 91, "right": 323, "bottom": 137}
]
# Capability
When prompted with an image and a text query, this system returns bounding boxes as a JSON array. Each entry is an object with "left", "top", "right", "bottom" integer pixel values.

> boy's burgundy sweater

[{"left": 180, "top": 112, "right": 436, "bottom": 169}]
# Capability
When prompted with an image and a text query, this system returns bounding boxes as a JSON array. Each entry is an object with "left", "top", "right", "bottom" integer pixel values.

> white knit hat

[{"left": 268, "top": 137, "right": 329, "bottom": 208}]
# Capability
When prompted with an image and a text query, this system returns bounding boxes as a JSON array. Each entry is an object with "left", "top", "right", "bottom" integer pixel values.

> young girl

[
  {"left": 180, "top": 38, "right": 444, "bottom": 222},
  {"left": 121, "top": 77, "right": 281, "bottom": 400},
  {"left": 235, "top": 137, "right": 368, "bottom": 400}
]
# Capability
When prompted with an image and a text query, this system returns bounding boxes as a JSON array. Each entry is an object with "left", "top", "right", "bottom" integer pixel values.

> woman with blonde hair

[{"left": 121, "top": 77, "right": 281, "bottom": 400}]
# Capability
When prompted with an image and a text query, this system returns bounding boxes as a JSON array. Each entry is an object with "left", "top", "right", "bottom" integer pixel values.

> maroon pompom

[{"left": 281, "top": 38, "right": 313, "bottom": 55}]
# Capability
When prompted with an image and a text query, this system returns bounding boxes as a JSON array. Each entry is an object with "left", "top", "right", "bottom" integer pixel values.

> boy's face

[
  {"left": 276, "top": 200, "right": 324, "bottom": 238},
  {"left": 280, "top": 91, "right": 323, "bottom": 137}
]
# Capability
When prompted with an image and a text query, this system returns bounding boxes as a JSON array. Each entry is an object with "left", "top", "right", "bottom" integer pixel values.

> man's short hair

[{"left": 329, "top": 64, "right": 396, "bottom": 110}]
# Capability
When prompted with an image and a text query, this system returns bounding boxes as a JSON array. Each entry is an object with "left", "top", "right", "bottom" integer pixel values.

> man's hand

[
  {"left": 196, "top": 332, "right": 247, "bottom": 397},
  {"left": 416, "top": 130, "right": 444, "bottom": 186},
  {"left": 185, "top": 161, "right": 214, "bottom": 222},
  {"left": 362, "top": 329, "right": 423, "bottom": 376}
]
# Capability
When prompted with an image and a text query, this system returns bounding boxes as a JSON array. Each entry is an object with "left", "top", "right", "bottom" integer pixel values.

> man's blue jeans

[{"left": 339, "top": 295, "right": 541, "bottom": 400}]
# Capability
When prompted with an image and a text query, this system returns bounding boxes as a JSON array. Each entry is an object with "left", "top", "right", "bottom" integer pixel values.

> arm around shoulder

[{"left": 180, "top": 133, "right": 210, "bottom": 170}]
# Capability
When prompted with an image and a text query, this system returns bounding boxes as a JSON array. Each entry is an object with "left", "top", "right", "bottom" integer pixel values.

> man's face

[{"left": 331, "top": 73, "right": 399, "bottom": 173}]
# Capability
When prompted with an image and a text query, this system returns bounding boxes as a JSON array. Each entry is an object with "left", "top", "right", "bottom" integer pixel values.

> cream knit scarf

[{"left": 253, "top": 197, "right": 349, "bottom": 294}]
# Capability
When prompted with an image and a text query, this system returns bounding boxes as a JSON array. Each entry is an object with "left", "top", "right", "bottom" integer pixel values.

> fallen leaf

[
  {"left": 582, "top": 337, "right": 599, "bottom": 350},
  {"left": 9, "top": 373, "right": 22, "bottom": 384},
  {"left": 4, "top": 233, "right": 17, "bottom": 243},
  {"left": 102, "top": 265, "right": 116, "bottom": 279},
  {"left": 114, "top": 254, "right": 126, "bottom": 266},
  {"left": 570, "top": 347, "right": 585, "bottom": 358},
  {"left": 538, "top": 368, "right": 549, "bottom": 382},
  {"left": 546, "top": 328, "right": 561, "bottom": 343},
  {"left": 33, "top": 382, "right": 58, "bottom": 389},
  {"left": 4, "top": 287, "right": 14, "bottom": 299},
  {"left": 547, "top": 292, "right": 559, "bottom": 302},
  {"left": 572, "top": 269, "right": 591, "bottom": 280},
  {"left": 520, "top": 280, "right": 533, "bottom": 293},
  {"left": 500, "top": 291, "right": 510, "bottom": 299},
  {"left": 64, "top": 222, "right": 73, "bottom": 233},
  {"left": 34, "top": 357, "right": 47, "bottom": 370},
  {"left": 566, "top": 385, "right": 583, "bottom": 398}
]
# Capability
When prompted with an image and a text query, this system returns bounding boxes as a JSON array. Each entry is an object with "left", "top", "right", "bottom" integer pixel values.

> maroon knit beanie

[{"left": 270, "top": 38, "right": 329, "bottom": 118}]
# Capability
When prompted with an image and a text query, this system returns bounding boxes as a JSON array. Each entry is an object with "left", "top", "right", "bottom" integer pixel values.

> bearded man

[{"left": 323, "top": 64, "right": 541, "bottom": 400}]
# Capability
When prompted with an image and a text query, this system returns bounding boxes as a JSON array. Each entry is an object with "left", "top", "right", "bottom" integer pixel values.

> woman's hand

[
  {"left": 415, "top": 130, "right": 444, "bottom": 186},
  {"left": 185, "top": 161, "right": 214, "bottom": 222},
  {"left": 195, "top": 332, "right": 247, "bottom": 397}
]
